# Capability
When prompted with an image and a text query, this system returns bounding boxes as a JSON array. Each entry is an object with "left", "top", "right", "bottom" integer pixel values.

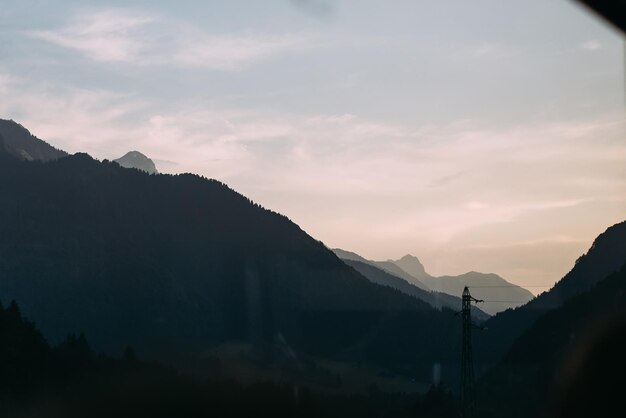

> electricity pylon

[{"left": 460, "top": 286, "right": 483, "bottom": 418}]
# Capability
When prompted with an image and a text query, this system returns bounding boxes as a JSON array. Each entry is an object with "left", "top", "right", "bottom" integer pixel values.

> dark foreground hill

[
  {"left": 479, "top": 263, "right": 626, "bottom": 418},
  {"left": 0, "top": 300, "right": 460, "bottom": 418},
  {"left": 476, "top": 220, "right": 626, "bottom": 366},
  {"left": 0, "top": 121, "right": 465, "bottom": 382}
]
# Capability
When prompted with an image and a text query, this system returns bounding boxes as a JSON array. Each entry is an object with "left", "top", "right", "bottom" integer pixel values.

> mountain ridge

[
  {"left": 333, "top": 248, "right": 533, "bottom": 314},
  {"left": 476, "top": 219, "right": 626, "bottom": 366},
  {"left": 479, "top": 261, "right": 626, "bottom": 417},
  {"left": 390, "top": 254, "right": 534, "bottom": 315},
  {"left": 0, "top": 119, "right": 67, "bottom": 162},
  {"left": 341, "top": 258, "right": 490, "bottom": 321}
]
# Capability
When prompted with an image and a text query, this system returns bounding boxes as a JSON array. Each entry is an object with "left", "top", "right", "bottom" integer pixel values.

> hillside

[
  {"left": 0, "top": 121, "right": 467, "bottom": 382},
  {"left": 332, "top": 249, "right": 370, "bottom": 264},
  {"left": 476, "top": 220, "right": 626, "bottom": 365},
  {"left": 0, "top": 300, "right": 458, "bottom": 418},
  {"left": 479, "top": 263, "right": 626, "bottom": 418},
  {"left": 373, "top": 261, "right": 431, "bottom": 290},
  {"left": 0, "top": 119, "right": 67, "bottom": 162}
]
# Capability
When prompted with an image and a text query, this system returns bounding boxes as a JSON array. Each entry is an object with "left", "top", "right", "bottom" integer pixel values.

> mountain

[
  {"left": 331, "top": 248, "right": 370, "bottom": 263},
  {"left": 342, "top": 259, "right": 489, "bottom": 321},
  {"left": 393, "top": 256, "right": 532, "bottom": 315},
  {"left": 0, "top": 123, "right": 469, "bottom": 382},
  {"left": 390, "top": 254, "right": 431, "bottom": 282},
  {"left": 373, "top": 261, "right": 431, "bottom": 291},
  {"left": 331, "top": 249, "right": 430, "bottom": 290},
  {"left": 391, "top": 255, "right": 533, "bottom": 315},
  {"left": 114, "top": 150, "right": 159, "bottom": 174},
  {"left": 476, "top": 220, "right": 626, "bottom": 366},
  {"left": 426, "top": 272, "right": 533, "bottom": 316},
  {"left": 0, "top": 150, "right": 421, "bottom": 353},
  {"left": 334, "top": 249, "right": 530, "bottom": 315},
  {"left": 0, "top": 119, "right": 67, "bottom": 161},
  {"left": 479, "top": 262, "right": 626, "bottom": 418}
]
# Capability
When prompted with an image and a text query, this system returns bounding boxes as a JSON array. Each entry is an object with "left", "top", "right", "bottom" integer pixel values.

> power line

[
  {"left": 479, "top": 300, "right": 529, "bottom": 303},
  {"left": 468, "top": 285, "right": 552, "bottom": 288}
]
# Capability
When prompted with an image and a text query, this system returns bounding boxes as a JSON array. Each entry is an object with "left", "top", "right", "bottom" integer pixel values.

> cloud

[
  {"left": 29, "top": 10, "right": 316, "bottom": 70},
  {"left": 30, "top": 11, "right": 153, "bottom": 62},
  {"left": 2, "top": 70, "right": 624, "bottom": 202}
]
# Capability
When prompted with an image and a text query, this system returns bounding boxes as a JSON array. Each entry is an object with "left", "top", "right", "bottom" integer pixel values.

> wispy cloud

[
  {"left": 3, "top": 70, "right": 625, "bottom": 199},
  {"left": 29, "top": 10, "right": 316, "bottom": 70},
  {"left": 30, "top": 11, "right": 153, "bottom": 62}
]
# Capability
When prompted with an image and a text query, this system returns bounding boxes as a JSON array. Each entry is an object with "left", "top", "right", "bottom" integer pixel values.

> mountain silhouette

[
  {"left": 391, "top": 255, "right": 533, "bottom": 315},
  {"left": 0, "top": 119, "right": 67, "bottom": 161},
  {"left": 476, "top": 220, "right": 626, "bottom": 366},
  {"left": 341, "top": 259, "right": 489, "bottom": 321},
  {"left": 331, "top": 248, "right": 370, "bottom": 264},
  {"left": 331, "top": 249, "right": 430, "bottom": 290},
  {"left": 426, "top": 272, "right": 532, "bottom": 316},
  {"left": 334, "top": 249, "right": 529, "bottom": 314},
  {"left": 374, "top": 261, "right": 431, "bottom": 290},
  {"left": 0, "top": 121, "right": 468, "bottom": 381},
  {"left": 479, "top": 262, "right": 626, "bottom": 418},
  {"left": 391, "top": 254, "right": 431, "bottom": 281},
  {"left": 114, "top": 151, "right": 159, "bottom": 174}
]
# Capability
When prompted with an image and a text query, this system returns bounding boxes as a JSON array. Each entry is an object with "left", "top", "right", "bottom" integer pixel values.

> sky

[{"left": 0, "top": 0, "right": 624, "bottom": 293}]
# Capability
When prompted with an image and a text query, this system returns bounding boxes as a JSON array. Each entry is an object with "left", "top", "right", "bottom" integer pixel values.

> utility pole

[{"left": 460, "top": 286, "right": 483, "bottom": 418}]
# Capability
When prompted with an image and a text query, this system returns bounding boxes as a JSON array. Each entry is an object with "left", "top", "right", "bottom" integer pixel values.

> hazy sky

[{"left": 1, "top": 0, "right": 624, "bottom": 292}]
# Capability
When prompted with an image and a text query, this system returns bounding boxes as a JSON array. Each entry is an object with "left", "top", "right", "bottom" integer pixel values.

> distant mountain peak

[
  {"left": 399, "top": 254, "right": 420, "bottom": 261},
  {"left": 114, "top": 151, "right": 158, "bottom": 174},
  {"left": 334, "top": 248, "right": 532, "bottom": 314},
  {"left": 332, "top": 249, "right": 431, "bottom": 291},
  {"left": 392, "top": 254, "right": 430, "bottom": 279}
]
